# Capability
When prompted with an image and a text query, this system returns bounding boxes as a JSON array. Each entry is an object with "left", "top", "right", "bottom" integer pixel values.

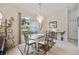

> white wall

[
  {"left": 42, "top": 8, "right": 68, "bottom": 42},
  {"left": 0, "top": 5, "right": 35, "bottom": 48},
  {"left": 0, "top": 5, "right": 19, "bottom": 47},
  {"left": 77, "top": 4, "right": 79, "bottom": 48}
]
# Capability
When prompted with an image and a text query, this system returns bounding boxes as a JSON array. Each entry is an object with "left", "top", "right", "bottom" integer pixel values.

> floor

[
  {"left": 6, "top": 40, "right": 79, "bottom": 55},
  {"left": 68, "top": 38, "right": 78, "bottom": 47}
]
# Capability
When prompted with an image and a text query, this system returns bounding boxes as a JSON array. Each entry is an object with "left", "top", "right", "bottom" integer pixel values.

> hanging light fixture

[{"left": 37, "top": 3, "right": 43, "bottom": 24}]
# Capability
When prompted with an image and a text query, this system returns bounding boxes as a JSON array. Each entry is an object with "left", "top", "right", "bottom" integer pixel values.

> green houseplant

[{"left": 21, "top": 25, "right": 32, "bottom": 35}]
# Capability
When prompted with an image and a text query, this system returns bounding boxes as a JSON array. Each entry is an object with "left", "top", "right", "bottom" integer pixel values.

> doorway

[{"left": 68, "top": 5, "right": 78, "bottom": 46}]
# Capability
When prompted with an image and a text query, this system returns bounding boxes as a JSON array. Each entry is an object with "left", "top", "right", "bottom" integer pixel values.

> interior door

[{"left": 68, "top": 7, "right": 78, "bottom": 46}]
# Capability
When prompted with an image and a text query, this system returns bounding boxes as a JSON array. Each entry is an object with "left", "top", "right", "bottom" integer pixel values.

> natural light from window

[{"left": 0, "top": 12, "right": 2, "bottom": 25}]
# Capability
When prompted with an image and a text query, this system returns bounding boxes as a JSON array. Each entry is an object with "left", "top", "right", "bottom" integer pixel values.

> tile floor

[{"left": 6, "top": 40, "right": 79, "bottom": 55}]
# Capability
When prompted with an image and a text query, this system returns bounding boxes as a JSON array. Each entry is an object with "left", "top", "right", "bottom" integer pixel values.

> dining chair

[
  {"left": 61, "top": 31, "right": 65, "bottom": 41},
  {"left": 24, "top": 33, "right": 36, "bottom": 55},
  {"left": 18, "top": 33, "right": 36, "bottom": 55},
  {"left": 38, "top": 32, "right": 52, "bottom": 55},
  {"left": 50, "top": 31, "right": 57, "bottom": 46}
]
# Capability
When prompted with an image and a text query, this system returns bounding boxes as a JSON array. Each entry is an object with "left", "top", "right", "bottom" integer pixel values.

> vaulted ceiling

[{"left": 0, "top": 3, "right": 77, "bottom": 18}]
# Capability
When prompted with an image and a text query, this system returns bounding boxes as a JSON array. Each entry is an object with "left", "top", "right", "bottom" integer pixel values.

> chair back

[
  {"left": 45, "top": 31, "right": 56, "bottom": 46},
  {"left": 24, "top": 33, "right": 29, "bottom": 44},
  {"left": 61, "top": 31, "right": 65, "bottom": 35},
  {"left": 44, "top": 32, "right": 50, "bottom": 46}
]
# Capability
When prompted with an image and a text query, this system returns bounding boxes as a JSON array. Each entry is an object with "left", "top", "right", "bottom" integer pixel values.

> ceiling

[{"left": 0, "top": 3, "right": 77, "bottom": 18}]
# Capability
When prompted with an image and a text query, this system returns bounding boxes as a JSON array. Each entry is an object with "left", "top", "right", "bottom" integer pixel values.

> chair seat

[
  {"left": 38, "top": 41, "right": 45, "bottom": 45},
  {"left": 53, "top": 39, "right": 57, "bottom": 43},
  {"left": 28, "top": 40, "right": 36, "bottom": 44}
]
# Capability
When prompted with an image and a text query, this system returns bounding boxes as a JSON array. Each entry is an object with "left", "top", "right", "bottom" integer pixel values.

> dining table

[
  {"left": 52, "top": 30, "right": 65, "bottom": 41},
  {"left": 26, "top": 33, "right": 45, "bottom": 54},
  {"left": 29, "top": 33, "right": 45, "bottom": 40},
  {"left": 29, "top": 33, "right": 45, "bottom": 46}
]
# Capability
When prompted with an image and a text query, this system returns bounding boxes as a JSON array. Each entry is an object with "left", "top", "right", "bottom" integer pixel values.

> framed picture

[{"left": 49, "top": 21, "right": 57, "bottom": 28}]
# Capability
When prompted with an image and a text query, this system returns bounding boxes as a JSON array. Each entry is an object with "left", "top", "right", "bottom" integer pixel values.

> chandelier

[{"left": 37, "top": 3, "right": 43, "bottom": 24}]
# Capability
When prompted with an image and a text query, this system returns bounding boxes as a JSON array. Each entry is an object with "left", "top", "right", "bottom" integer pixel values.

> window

[
  {"left": 21, "top": 17, "right": 39, "bottom": 33},
  {"left": 30, "top": 20, "right": 39, "bottom": 33}
]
